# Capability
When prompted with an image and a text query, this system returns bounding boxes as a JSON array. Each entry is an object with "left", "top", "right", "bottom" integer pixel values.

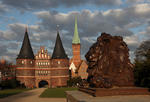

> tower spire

[
  {"left": 52, "top": 28, "right": 68, "bottom": 59},
  {"left": 25, "top": 25, "right": 28, "bottom": 33},
  {"left": 72, "top": 16, "right": 80, "bottom": 44},
  {"left": 17, "top": 28, "right": 34, "bottom": 59}
]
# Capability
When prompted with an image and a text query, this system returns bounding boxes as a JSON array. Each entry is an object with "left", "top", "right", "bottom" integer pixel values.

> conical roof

[
  {"left": 17, "top": 28, "right": 34, "bottom": 59},
  {"left": 72, "top": 16, "right": 80, "bottom": 44},
  {"left": 52, "top": 31, "right": 68, "bottom": 59}
]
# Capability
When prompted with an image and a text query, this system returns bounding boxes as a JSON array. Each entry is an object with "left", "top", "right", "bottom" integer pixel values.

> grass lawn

[
  {"left": 0, "top": 88, "right": 30, "bottom": 98},
  {"left": 40, "top": 87, "right": 78, "bottom": 98}
]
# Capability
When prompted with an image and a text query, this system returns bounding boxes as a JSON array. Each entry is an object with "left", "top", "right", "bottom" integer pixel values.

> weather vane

[{"left": 56, "top": 24, "right": 60, "bottom": 31}]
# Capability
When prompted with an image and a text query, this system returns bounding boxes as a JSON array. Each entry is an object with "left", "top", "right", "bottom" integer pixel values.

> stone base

[
  {"left": 79, "top": 87, "right": 150, "bottom": 97},
  {"left": 66, "top": 90, "right": 150, "bottom": 102}
]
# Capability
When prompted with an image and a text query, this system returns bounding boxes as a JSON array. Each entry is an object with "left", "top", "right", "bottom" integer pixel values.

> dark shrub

[
  {"left": 0, "top": 79, "right": 26, "bottom": 89},
  {"left": 67, "top": 76, "right": 82, "bottom": 87}
]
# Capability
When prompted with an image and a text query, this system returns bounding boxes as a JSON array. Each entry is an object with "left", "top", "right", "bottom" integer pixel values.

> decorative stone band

[
  {"left": 16, "top": 67, "right": 69, "bottom": 70},
  {"left": 16, "top": 68, "right": 35, "bottom": 70},
  {"left": 51, "top": 75, "right": 69, "bottom": 78},
  {"left": 16, "top": 76, "right": 35, "bottom": 78},
  {"left": 49, "top": 68, "right": 69, "bottom": 70},
  {"left": 17, "top": 75, "right": 69, "bottom": 78}
]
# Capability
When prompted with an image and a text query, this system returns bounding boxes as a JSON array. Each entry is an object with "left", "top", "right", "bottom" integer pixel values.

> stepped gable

[
  {"left": 17, "top": 28, "right": 34, "bottom": 59},
  {"left": 85, "top": 32, "right": 134, "bottom": 88},
  {"left": 52, "top": 31, "right": 68, "bottom": 59}
]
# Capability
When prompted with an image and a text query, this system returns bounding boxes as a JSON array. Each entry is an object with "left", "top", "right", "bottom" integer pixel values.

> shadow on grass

[{"left": 0, "top": 88, "right": 31, "bottom": 98}]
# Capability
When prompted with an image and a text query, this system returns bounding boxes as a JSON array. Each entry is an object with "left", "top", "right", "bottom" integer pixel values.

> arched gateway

[{"left": 38, "top": 80, "right": 49, "bottom": 88}]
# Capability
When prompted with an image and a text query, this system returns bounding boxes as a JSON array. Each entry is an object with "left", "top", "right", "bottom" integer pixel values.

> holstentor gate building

[{"left": 16, "top": 17, "right": 88, "bottom": 88}]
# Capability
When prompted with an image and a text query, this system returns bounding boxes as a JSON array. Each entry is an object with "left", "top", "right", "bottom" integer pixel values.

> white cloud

[
  {"left": 134, "top": 3, "right": 150, "bottom": 14},
  {"left": 126, "top": 0, "right": 150, "bottom": 4},
  {"left": 0, "top": 3, "right": 9, "bottom": 13},
  {"left": 124, "top": 35, "right": 139, "bottom": 45},
  {"left": 1, "top": 1, "right": 150, "bottom": 63},
  {"left": 1, "top": 0, "right": 123, "bottom": 11}
]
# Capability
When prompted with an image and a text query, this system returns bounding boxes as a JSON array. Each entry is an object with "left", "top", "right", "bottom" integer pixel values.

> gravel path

[{"left": 0, "top": 88, "right": 66, "bottom": 102}]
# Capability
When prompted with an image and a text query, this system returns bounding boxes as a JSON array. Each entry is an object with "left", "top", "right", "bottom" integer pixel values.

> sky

[{"left": 0, "top": 0, "right": 150, "bottom": 63}]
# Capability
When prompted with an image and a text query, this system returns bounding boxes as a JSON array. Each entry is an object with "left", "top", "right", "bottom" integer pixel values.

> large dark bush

[
  {"left": 134, "top": 41, "right": 150, "bottom": 88},
  {"left": 0, "top": 79, "right": 26, "bottom": 89},
  {"left": 67, "top": 76, "right": 82, "bottom": 87},
  {"left": 134, "top": 60, "right": 150, "bottom": 88}
]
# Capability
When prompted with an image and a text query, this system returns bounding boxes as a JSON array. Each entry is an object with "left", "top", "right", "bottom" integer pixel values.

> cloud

[
  {"left": 124, "top": 35, "right": 140, "bottom": 51},
  {"left": 1, "top": 0, "right": 122, "bottom": 11},
  {"left": 0, "top": 3, "right": 9, "bottom": 14},
  {"left": 126, "top": 0, "right": 150, "bottom": 4},
  {"left": 35, "top": 9, "right": 135, "bottom": 38},
  {"left": 139, "top": 25, "right": 150, "bottom": 41},
  {"left": 34, "top": 6, "right": 150, "bottom": 61},
  {"left": 1, "top": 2, "right": 150, "bottom": 63}
]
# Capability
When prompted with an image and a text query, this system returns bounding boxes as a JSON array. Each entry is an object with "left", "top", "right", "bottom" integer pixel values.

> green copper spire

[{"left": 72, "top": 16, "right": 80, "bottom": 44}]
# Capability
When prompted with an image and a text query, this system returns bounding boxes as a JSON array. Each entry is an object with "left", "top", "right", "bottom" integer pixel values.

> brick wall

[
  {"left": 16, "top": 59, "right": 35, "bottom": 88},
  {"left": 72, "top": 44, "right": 81, "bottom": 67}
]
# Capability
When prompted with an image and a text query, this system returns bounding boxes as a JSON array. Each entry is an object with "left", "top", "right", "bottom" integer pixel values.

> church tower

[
  {"left": 72, "top": 16, "right": 81, "bottom": 68},
  {"left": 16, "top": 28, "right": 35, "bottom": 88},
  {"left": 51, "top": 30, "right": 69, "bottom": 87}
]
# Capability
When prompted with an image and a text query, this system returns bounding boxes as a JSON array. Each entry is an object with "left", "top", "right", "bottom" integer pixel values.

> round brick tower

[
  {"left": 16, "top": 28, "right": 35, "bottom": 88},
  {"left": 51, "top": 30, "right": 69, "bottom": 87}
]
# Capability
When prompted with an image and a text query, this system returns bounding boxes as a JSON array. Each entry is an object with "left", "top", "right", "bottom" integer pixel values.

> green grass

[
  {"left": 0, "top": 88, "right": 30, "bottom": 98},
  {"left": 40, "top": 87, "right": 78, "bottom": 98}
]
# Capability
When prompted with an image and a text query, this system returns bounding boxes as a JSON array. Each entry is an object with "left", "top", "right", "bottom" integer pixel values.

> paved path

[{"left": 0, "top": 88, "right": 66, "bottom": 102}]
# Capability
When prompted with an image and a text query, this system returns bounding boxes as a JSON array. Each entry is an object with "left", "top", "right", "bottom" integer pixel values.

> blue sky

[{"left": 0, "top": 0, "right": 150, "bottom": 63}]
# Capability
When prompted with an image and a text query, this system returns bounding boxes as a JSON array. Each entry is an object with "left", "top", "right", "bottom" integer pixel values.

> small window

[
  {"left": 58, "top": 61, "right": 60, "bottom": 64},
  {"left": 22, "top": 61, "right": 24, "bottom": 64},
  {"left": 30, "top": 61, "right": 32, "bottom": 64}
]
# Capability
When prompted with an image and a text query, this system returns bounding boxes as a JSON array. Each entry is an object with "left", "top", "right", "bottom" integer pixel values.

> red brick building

[
  {"left": 0, "top": 59, "right": 16, "bottom": 81},
  {"left": 16, "top": 18, "right": 88, "bottom": 88},
  {"left": 69, "top": 17, "right": 88, "bottom": 79}
]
